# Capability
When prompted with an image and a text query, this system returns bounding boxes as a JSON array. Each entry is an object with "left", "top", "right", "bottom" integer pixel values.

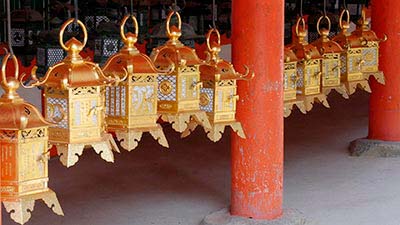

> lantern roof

[
  {"left": 103, "top": 15, "right": 160, "bottom": 76},
  {"left": 312, "top": 29, "right": 344, "bottom": 54},
  {"left": 0, "top": 54, "right": 50, "bottom": 130},
  {"left": 284, "top": 47, "right": 298, "bottom": 63},
  {"left": 150, "top": 12, "right": 202, "bottom": 67},
  {"left": 26, "top": 19, "right": 119, "bottom": 89},
  {"left": 333, "top": 10, "right": 363, "bottom": 49},
  {"left": 200, "top": 29, "right": 254, "bottom": 82},
  {"left": 289, "top": 18, "right": 323, "bottom": 60}
]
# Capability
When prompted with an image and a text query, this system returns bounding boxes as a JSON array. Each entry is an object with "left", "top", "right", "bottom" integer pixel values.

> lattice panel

[
  {"left": 11, "top": 28, "right": 25, "bottom": 47},
  {"left": 47, "top": 48, "right": 65, "bottom": 67},
  {"left": 46, "top": 98, "right": 68, "bottom": 128},
  {"left": 341, "top": 55, "right": 347, "bottom": 74},
  {"left": 158, "top": 75, "right": 176, "bottom": 101},
  {"left": 200, "top": 88, "right": 214, "bottom": 113},
  {"left": 103, "top": 39, "right": 120, "bottom": 57},
  {"left": 105, "top": 86, "right": 127, "bottom": 117},
  {"left": 362, "top": 48, "right": 378, "bottom": 67},
  {"left": 37, "top": 48, "right": 46, "bottom": 66}
]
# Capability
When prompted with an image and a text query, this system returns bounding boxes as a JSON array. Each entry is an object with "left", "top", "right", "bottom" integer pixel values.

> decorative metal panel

[{"left": 158, "top": 75, "right": 176, "bottom": 101}]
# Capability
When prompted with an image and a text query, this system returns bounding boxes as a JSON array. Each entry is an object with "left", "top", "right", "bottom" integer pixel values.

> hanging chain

[
  {"left": 212, "top": 0, "right": 217, "bottom": 28},
  {"left": 323, "top": 0, "right": 327, "bottom": 16},
  {"left": 300, "top": 0, "right": 303, "bottom": 18},
  {"left": 343, "top": 0, "right": 348, "bottom": 10},
  {"left": 130, "top": 0, "right": 134, "bottom": 15},
  {"left": 6, "top": 0, "right": 14, "bottom": 56}
]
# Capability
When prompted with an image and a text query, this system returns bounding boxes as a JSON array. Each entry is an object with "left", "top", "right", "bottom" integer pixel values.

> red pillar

[
  {"left": 369, "top": 0, "right": 400, "bottom": 141},
  {"left": 231, "top": 0, "right": 284, "bottom": 220}
]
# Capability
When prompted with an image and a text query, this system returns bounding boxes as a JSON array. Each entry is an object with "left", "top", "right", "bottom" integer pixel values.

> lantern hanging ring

[
  {"left": 206, "top": 28, "right": 221, "bottom": 52},
  {"left": 59, "top": 19, "right": 88, "bottom": 51},
  {"left": 295, "top": 17, "right": 306, "bottom": 37},
  {"left": 120, "top": 15, "right": 139, "bottom": 42},
  {"left": 1, "top": 53, "right": 19, "bottom": 88},
  {"left": 339, "top": 9, "right": 350, "bottom": 30},
  {"left": 166, "top": 11, "right": 182, "bottom": 37},
  {"left": 317, "top": 15, "right": 332, "bottom": 35}
]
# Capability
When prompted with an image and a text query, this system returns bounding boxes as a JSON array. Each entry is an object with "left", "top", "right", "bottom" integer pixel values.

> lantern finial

[
  {"left": 120, "top": 15, "right": 140, "bottom": 54},
  {"left": 1, "top": 53, "right": 23, "bottom": 102},
  {"left": 59, "top": 19, "right": 88, "bottom": 62},
  {"left": 166, "top": 11, "right": 183, "bottom": 45}
]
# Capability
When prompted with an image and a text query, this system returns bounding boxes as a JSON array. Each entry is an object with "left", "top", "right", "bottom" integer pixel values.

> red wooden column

[
  {"left": 369, "top": 0, "right": 400, "bottom": 141},
  {"left": 231, "top": 0, "right": 284, "bottom": 220}
]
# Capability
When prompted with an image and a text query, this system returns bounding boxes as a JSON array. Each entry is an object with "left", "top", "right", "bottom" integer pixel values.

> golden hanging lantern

[
  {"left": 288, "top": 17, "right": 329, "bottom": 112},
  {"left": 22, "top": 19, "right": 122, "bottom": 168},
  {"left": 311, "top": 16, "right": 349, "bottom": 99},
  {"left": 333, "top": 10, "right": 372, "bottom": 95},
  {"left": 182, "top": 28, "right": 252, "bottom": 141},
  {"left": 352, "top": 9, "right": 386, "bottom": 84},
  {"left": 150, "top": 11, "right": 211, "bottom": 133},
  {"left": 283, "top": 47, "right": 306, "bottom": 117},
  {"left": 102, "top": 15, "right": 169, "bottom": 151},
  {"left": 0, "top": 53, "right": 63, "bottom": 224}
]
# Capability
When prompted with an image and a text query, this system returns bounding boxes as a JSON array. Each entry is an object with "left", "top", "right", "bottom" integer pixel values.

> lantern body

[
  {"left": 11, "top": 9, "right": 43, "bottom": 48},
  {"left": 44, "top": 87, "right": 104, "bottom": 144},
  {"left": 182, "top": 28, "right": 249, "bottom": 141},
  {"left": 0, "top": 54, "right": 63, "bottom": 225},
  {"left": 312, "top": 27, "right": 348, "bottom": 98},
  {"left": 351, "top": 12, "right": 385, "bottom": 84},
  {"left": 283, "top": 47, "right": 306, "bottom": 117},
  {"left": 283, "top": 48, "right": 299, "bottom": 102},
  {"left": 288, "top": 20, "right": 329, "bottom": 112},
  {"left": 103, "top": 15, "right": 169, "bottom": 151},
  {"left": 28, "top": 19, "right": 119, "bottom": 168},
  {"left": 150, "top": 11, "right": 211, "bottom": 133}
]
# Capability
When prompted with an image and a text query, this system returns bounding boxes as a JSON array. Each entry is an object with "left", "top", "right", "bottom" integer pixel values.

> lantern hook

[
  {"left": 59, "top": 19, "right": 88, "bottom": 52},
  {"left": 295, "top": 17, "right": 306, "bottom": 37},
  {"left": 339, "top": 9, "right": 350, "bottom": 30},
  {"left": 1, "top": 52, "right": 20, "bottom": 90},
  {"left": 120, "top": 15, "right": 139, "bottom": 44},
  {"left": 317, "top": 15, "right": 332, "bottom": 35},
  {"left": 166, "top": 11, "right": 182, "bottom": 41}
]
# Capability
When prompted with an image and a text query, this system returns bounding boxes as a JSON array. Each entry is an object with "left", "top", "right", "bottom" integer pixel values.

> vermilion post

[
  {"left": 369, "top": 0, "right": 400, "bottom": 141},
  {"left": 231, "top": 0, "right": 284, "bottom": 220}
]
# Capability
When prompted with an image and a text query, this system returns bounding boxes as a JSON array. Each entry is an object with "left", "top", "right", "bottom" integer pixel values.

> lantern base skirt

[
  {"left": 364, "top": 71, "right": 386, "bottom": 85},
  {"left": 3, "top": 190, "right": 64, "bottom": 225},
  {"left": 343, "top": 80, "right": 372, "bottom": 95},
  {"left": 349, "top": 138, "right": 400, "bottom": 157},
  {"left": 56, "top": 133, "right": 118, "bottom": 168},
  {"left": 299, "top": 94, "right": 330, "bottom": 112},
  {"left": 160, "top": 111, "right": 211, "bottom": 133},
  {"left": 114, "top": 125, "right": 169, "bottom": 151},
  {"left": 182, "top": 119, "right": 245, "bottom": 142},
  {"left": 322, "top": 84, "right": 349, "bottom": 99},
  {"left": 201, "top": 208, "right": 312, "bottom": 225},
  {"left": 284, "top": 100, "right": 307, "bottom": 118}
]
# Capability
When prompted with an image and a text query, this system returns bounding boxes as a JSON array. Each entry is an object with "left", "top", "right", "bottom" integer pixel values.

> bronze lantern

[
  {"left": 333, "top": 9, "right": 371, "bottom": 95},
  {"left": 182, "top": 28, "right": 252, "bottom": 141},
  {"left": 0, "top": 53, "right": 63, "bottom": 225},
  {"left": 289, "top": 17, "right": 329, "bottom": 112},
  {"left": 150, "top": 11, "right": 211, "bottom": 133},
  {"left": 283, "top": 47, "right": 306, "bottom": 117},
  {"left": 311, "top": 16, "right": 349, "bottom": 99},
  {"left": 102, "top": 15, "right": 169, "bottom": 151},
  {"left": 352, "top": 9, "right": 386, "bottom": 85},
  {"left": 23, "top": 19, "right": 121, "bottom": 168}
]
